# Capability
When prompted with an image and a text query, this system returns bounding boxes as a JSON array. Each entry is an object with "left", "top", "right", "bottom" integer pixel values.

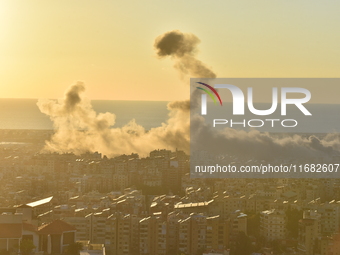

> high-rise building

[
  {"left": 139, "top": 215, "right": 167, "bottom": 255},
  {"left": 297, "top": 210, "right": 321, "bottom": 254},
  {"left": 178, "top": 214, "right": 207, "bottom": 255},
  {"left": 260, "top": 209, "right": 286, "bottom": 241},
  {"left": 206, "top": 215, "right": 229, "bottom": 251},
  {"left": 105, "top": 213, "right": 140, "bottom": 255}
]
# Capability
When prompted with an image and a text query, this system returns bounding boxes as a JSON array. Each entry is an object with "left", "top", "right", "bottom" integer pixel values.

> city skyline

[{"left": 1, "top": 2, "right": 340, "bottom": 255}]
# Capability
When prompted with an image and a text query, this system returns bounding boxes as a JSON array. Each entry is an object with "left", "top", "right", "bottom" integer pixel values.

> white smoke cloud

[
  {"left": 37, "top": 81, "right": 190, "bottom": 156},
  {"left": 37, "top": 30, "right": 340, "bottom": 160}
]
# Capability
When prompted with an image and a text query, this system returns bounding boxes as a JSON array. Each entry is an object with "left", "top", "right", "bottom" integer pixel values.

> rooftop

[
  {"left": 174, "top": 200, "right": 213, "bottom": 209},
  {"left": 26, "top": 196, "right": 53, "bottom": 208},
  {"left": 38, "top": 219, "right": 76, "bottom": 235}
]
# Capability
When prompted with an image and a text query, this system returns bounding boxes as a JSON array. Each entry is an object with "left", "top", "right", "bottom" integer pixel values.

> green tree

[
  {"left": 271, "top": 239, "right": 287, "bottom": 254},
  {"left": 20, "top": 239, "right": 36, "bottom": 255},
  {"left": 286, "top": 208, "right": 303, "bottom": 238},
  {"left": 231, "top": 231, "right": 254, "bottom": 255},
  {"left": 196, "top": 247, "right": 205, "bottom": 255},
  {"left": 64, "top": 242, "right": 83, "bottom": 255},
  {"left": 246, "top": 212, "right": 260, "bottom": 237}
]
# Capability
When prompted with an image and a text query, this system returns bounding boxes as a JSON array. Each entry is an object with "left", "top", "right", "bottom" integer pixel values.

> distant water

[
  {"left": 0, "top": 99, "right": 340, "bottom": 133},
  {"left": 0, "top": 99, "right": 169, "bottom": 130}
]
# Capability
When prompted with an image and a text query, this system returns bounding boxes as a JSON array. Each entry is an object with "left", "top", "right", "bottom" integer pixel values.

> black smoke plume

[{"left": 154, "top": 30, "right": 216, "bottom": 78}]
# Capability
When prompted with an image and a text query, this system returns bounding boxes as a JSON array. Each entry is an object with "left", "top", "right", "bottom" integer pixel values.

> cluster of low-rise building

[{"left": 1, "top": 144, "right": 340, "bottom": 254}]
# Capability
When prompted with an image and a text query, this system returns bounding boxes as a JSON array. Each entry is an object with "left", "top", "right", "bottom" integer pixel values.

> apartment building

[
  {"left": 260, "top": 209, "right": 286, "bottom": 241},
  {"left": 105, "top": 213, "right": 140, "bottom": 255},
  {"left": 178, "top": 214, "right": 207, "bottom": 255},
  {"left": 297, "top": 210, "right": 321, "bottom": 254},
  {"left": 139, "top": 215, "right": 167, "bottom": 255},
  {"left": 206, "top": 215, "right": 229, "bottom": 251}
]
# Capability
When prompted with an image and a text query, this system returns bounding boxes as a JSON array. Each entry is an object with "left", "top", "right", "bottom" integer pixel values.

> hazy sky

[{"left": 1, "top": 0, "right": 340, "bottom": 101}]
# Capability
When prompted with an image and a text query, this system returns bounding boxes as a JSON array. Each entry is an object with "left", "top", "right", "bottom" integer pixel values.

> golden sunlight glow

[{"left": 0, "top": 0, "right": 340, "bottom": 100}]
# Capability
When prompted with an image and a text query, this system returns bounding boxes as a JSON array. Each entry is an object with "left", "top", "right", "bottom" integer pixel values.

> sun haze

[{"left": 1, "top": 0, "right": 340, "bottom": 101}]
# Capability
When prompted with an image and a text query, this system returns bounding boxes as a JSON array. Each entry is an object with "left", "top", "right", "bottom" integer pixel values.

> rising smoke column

[
  {"left": 37, "top": 30, "right": 215, "bottom": 156},
  {"left": 152, "top": 30, "right": 218, "bottom": 154},
  {"left": 37, "top": 30, "right": 340, "bottom": 159},
  {"left": 153, "top": 31, "right": 340, "bottom": 159},
  {"left": 153, "top": 30, "right": 216, "bottom": 111},
  {"left": 37, "top": 81, "right": 191, "bottom": 156},
  {"left": 153, "top": 30, "right": 217, "bottom": 117}
]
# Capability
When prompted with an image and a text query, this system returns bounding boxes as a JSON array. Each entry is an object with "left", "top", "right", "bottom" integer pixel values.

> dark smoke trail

[
  {"left": 154, "top": 30, "right": 216, "bottom": 78},
  {"left": 153, "top": 31, "right": 340, "bottom": 160}
]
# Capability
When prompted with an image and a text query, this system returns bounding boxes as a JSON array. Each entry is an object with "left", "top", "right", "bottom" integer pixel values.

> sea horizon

[
  {"left": 0, "top": 98, "right": 170, "bottom": 130},
  {"left": 1, "top": 98, "right": 340, "bottom": 133}
]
